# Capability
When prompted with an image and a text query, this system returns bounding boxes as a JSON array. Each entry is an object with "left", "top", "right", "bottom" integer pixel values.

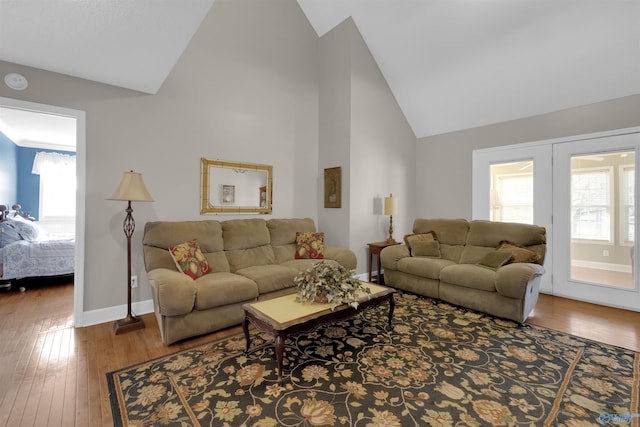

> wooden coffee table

[{"left": 242, "top": 283, "right": 395, "bottom": 384}]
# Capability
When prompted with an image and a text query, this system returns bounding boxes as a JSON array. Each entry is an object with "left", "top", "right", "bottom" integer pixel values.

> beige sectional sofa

[
  {"left": 142, "top": 218, "right": 356, "bottom": 345},
  {"left": 380, "top": 218, "right": 546, "bottom": 323}
]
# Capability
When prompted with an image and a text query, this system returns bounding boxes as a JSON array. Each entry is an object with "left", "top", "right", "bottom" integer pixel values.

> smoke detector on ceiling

[{"left": 4, "top": 73, "right": 28, "bottom": 90}]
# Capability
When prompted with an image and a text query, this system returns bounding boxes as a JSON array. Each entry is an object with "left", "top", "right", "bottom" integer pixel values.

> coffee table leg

[
  {"left": 243, "top": 315, "right": 251, "bottom": 352},
  {"left": 387, "top": 295, "right": 395, "bottom": 329},
  {"left": 275, "top": 333, "right": 285, "bottom": 384}
]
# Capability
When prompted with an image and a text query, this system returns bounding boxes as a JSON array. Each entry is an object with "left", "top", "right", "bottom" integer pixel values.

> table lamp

[
  {"left": 108, "top": 171, "right": 154, "bottom": 334},
  {"left": 384, "top": 193, "right": 397, "bottom": 244}
]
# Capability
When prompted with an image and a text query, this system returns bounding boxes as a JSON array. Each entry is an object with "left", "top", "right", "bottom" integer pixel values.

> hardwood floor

[{"left": 0, "top": 281, "right": 639, "bottom": 426}]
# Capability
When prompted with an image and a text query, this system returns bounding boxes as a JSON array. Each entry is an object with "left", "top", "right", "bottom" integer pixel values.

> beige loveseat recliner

[
  {"left": 143, "top": 218, "right": 356, "bottom": 345},
  {"left": 380, "top": 218, "right": 546, "bottom": 323}
]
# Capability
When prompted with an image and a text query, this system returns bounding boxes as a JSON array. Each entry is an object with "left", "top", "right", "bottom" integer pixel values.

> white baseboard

[
  {"left": 80, "top": 299, "right": 155, "bottom": 327},
  {"left": 572, "top": 260, "right": 632, "bottom": 274}
]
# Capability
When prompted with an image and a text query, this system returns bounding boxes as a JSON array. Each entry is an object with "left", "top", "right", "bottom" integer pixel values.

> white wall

[
  {"left": 318, "top": 18, "right": 416, "bottom": 273},
  {"left": 317, "top": 18, "right": 352, "bottom": 251}
]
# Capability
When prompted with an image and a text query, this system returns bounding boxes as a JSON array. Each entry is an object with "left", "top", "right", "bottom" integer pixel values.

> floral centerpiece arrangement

[{"left": 294, "top": 260, "right": 370, "bottom": 310}]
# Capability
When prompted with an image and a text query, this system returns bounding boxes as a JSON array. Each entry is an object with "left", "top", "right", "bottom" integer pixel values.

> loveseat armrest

[
  {"left": 495, "top": 263, "right": 545, "bottom": 299},
  {"left": 380, "top": 245, "right": 411, "bottom": 271},
  {"left": 147, "top": 268, "right": 197, "bottom": 316},
  {"left": 324, "top": 246, "right": 357, "bottom": 270}
]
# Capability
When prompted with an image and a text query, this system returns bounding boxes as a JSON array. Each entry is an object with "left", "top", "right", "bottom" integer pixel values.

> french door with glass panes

[{"left": 553, "top": 133, "right": 639, "bottom": 310}]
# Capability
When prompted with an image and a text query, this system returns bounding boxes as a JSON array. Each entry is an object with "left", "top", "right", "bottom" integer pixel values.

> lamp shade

[
  {"left": 108, "top": 171, "right": 154, "bottom": 202},
  {"left": 384, "top": 194, "right": 396, "bottom": 216}
]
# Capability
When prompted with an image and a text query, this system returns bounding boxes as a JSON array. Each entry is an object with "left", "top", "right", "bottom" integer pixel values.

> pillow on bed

[
  {"left": 7, "top": 217, "right": 42, "bottom": 241},
  {"left": 0, "top": 222, "right": 23, "bottom": 248}
]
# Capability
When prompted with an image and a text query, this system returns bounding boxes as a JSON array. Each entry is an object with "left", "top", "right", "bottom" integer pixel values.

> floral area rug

[{"left": 107, "top": 292, "right": 640, "bottom": 426}]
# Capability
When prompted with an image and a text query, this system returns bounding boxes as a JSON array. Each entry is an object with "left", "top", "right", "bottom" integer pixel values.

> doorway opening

[{"left": 0, "top": 96, "right": 86, "bottom": 325}]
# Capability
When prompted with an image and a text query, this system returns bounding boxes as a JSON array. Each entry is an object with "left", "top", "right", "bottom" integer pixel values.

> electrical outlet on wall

[
  {"left": 603, "top": 250, "right": 610, "bottom": 257},
  {"left": 131, "top": 275, "right": 138, "bottom": 288}
]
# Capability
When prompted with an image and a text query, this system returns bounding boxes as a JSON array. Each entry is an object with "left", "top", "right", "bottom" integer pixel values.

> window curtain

[{"left": 32, "top": 152, "right": 76, "bottom": 175}]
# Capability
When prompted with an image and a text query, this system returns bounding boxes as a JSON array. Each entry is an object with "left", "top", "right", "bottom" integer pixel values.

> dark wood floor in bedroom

[{"left": 0, "top": 281, "right": 639, "bottom": 427}]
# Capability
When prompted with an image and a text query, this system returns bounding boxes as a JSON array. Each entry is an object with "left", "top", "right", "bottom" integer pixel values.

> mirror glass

[{"left": 201, "top": 158, "right": 272, "bottom": 214}]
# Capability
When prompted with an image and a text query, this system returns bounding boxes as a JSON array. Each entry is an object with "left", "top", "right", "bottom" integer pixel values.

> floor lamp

[
  {"left": 384, "top": 193, "right": 398, "bottom": 244},
  {"left": 108, "top": 171, "right": 154, "bottom": 334}
]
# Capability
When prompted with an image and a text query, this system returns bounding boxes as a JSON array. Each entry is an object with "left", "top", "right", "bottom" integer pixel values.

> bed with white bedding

[{"left": 0, "top": 216, "right": 75, "bottom": 281}]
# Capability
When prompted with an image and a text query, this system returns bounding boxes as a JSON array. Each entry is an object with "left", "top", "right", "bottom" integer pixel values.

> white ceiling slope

[
  {"left": 0, "top": 0, "right": 639, "bottom": 140},
  {"left": 0, "top": 0, "right": 215, "bottom": 94},
  {"left": 298, "top": 0, "right": 640, "bottom": 137}
]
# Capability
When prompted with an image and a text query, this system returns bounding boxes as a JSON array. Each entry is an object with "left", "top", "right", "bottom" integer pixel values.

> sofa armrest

[
  {"left": 495, "top": 263, "right": 545, "bottom": 299},
  {"left": 147, "top": 268, "right": 197, "bottom": 316},
  {"left": 324, "top": 246, "right": 357, "bottom": 270},
  {"left": 380, "top": 244, "right": 411, "bottom": 271}
]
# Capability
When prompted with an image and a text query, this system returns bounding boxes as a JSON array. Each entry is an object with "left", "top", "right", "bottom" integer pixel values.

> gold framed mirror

[{"left": 201, "top": 158, "right": 273, "bottom": 214}]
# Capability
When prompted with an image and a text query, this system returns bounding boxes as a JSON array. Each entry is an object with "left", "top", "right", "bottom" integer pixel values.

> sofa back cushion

[
  {"left": 412, "top": 218, "right": 469, "bottom": 262},
  {"left": 143, "top": 221, "right": 230, "bottom": 273},
  {"left": 462, "top": 220, "right": 547, "bottom": 265},
  {"left": 223, "top": 218, "right": 275, "bottom": 271},
  {"left": 267, "top": 218, "right": 317, "bottom": 264}
]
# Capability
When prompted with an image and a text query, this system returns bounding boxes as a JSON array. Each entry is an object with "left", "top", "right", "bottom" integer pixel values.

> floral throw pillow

[
  {"left": 168, "top": 239, "right": 212, "bottom": 279},
  {"left": 295, "top": 232, "right": 325, "bottom": 259}
]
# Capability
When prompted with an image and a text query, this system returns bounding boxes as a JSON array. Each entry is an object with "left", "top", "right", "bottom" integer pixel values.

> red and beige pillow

[
  {"left": 295, "top": 232, "right": 325, "bottom": 259},
  {"left": 169, "top": 239, "right": 211, "bottom": 279}
]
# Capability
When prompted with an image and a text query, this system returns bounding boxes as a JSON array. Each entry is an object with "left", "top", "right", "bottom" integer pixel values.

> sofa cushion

[
  {"left": 477, "top": 251, "right": 513, "bottom": 270},
  {"left": 459, "top": 245, "right": 495, "bottom": 265},
  {"left": 413, "top": 218, "right": 469, "bottom": 245},
  {"left": 440, "top": 264, "right": 497, "bottom": 292},
  {"left": 222, "top": 218, "right": 270, "bottom": 250},
  {"left": 225, "top": 245, "right": 276, "bottom": 272},
  {"left": 168, "top": 239, "right": 212, "bottom": 279},
  {"left": 467, "top": 220, "right": 546, "bottom": 247},
  {"left": 267, "top": 218, "right": 316, "bottom": 246},
  {"left": 281, "top": 258, "right": 342, "bottom": 273},
  {"left": 412, "top": 240, "right": 441, "bottom": 258},
  {"left": 235, "top": 265, "right": 296, "bottom": 294},
  {"left": 295, "top": 232, "right": 324, "bottom": 259},
  {"left": 143, "top": 220, "right": 227, "bottom": 272},
  {"left": 467, "top": 220, "right": 546, "bottom": 264},
  {"left": 397, "top": 257, "right": 455, "bottom": 280},
  {"left": 193, "top": 272, "right": 258, "bottom": 310},
  {"left": 497, "top": 241, "right": 540, "bottom": 263}
]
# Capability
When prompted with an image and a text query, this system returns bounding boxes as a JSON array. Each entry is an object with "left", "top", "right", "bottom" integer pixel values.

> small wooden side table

[{"left": 368, "top": 241, "right": 400, "bottom": 284}]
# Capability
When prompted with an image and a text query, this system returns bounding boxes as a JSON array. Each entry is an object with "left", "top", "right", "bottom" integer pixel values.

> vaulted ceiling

[{"left": 1, "top": 0, "right": 638, "bottom": 143}]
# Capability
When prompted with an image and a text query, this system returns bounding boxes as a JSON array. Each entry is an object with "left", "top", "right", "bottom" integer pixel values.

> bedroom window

[{"left": 32, "top": 152, "right": 76, "bottom": 220}]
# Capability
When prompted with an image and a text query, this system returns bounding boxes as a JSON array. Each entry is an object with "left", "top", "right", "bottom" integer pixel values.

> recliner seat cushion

[
  {"left": 193, "top": 272, "right": 258, "bottom": 310},
  {"left": 235, "top": 265, "right": 297, "bottom": 294},
  {"left": 440, "top": 264, "right": 497, "bottom": 292},
  {"left": 397, "top": 257, "right": 455, "bottom": 280}
]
